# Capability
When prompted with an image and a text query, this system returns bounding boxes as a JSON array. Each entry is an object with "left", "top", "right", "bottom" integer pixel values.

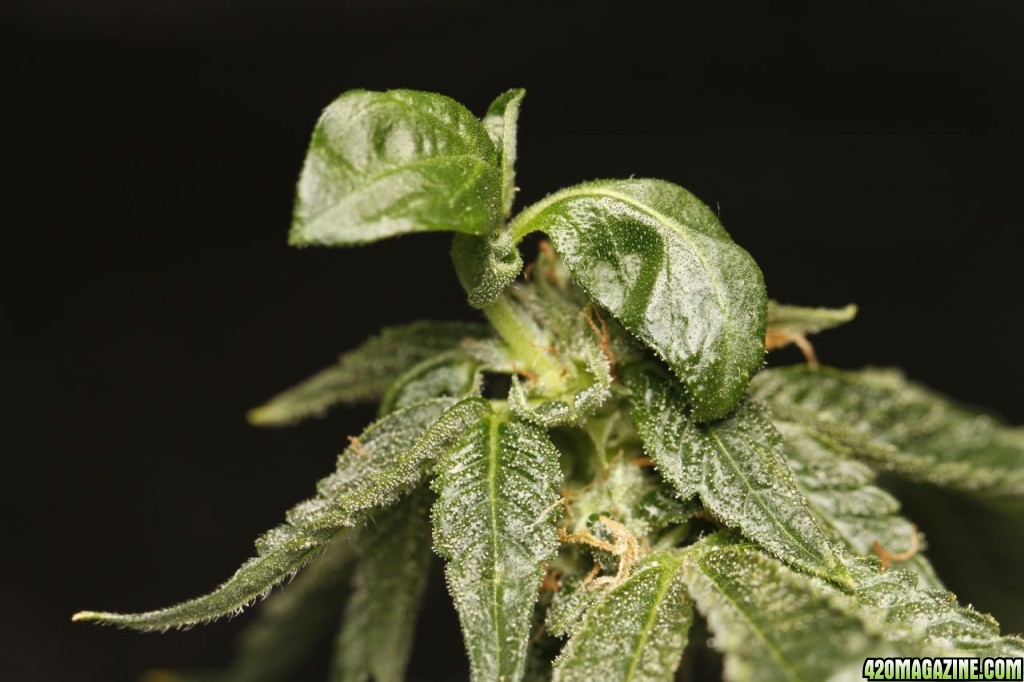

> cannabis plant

[{"left": 75, "top": 89, "right": 1024, "bottom": 681}]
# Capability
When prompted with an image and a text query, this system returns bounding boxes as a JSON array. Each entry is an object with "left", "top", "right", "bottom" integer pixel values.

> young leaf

[
  {"left": 682, "top": 537, "right": 898, "bottom": 682},
  {"left": 765, "top": 300, "right": 857, "bottom": 335},
  {"left": 564, "top": 458, "right": 657, "bottom": 537},
  {"left": 481, "top": 88, "right": 525, "bottom": 217},
  {"left": 546, "top": 572, "right": 602, "bottom": 639},
  {"left": 510, "top": 178, "right": 767, "bottom": 421},
  {"left": 751, "top": 366, "right": 1024, "bottom": 499},
  {"left": 332, "top": 489, "right": 433, "bottom": 682},
  {"left": 432, "top": 406, "right": 563, "bottom": 682},
  {"left": 249, "top": 321, "right": 489, "bottom": 426},
  {"left": 623, "top": 365, "right": 849, "bottom": 585},
  {"left": 764, "top": 301, "right": 857, "bottom": 362},
  {"left": 777, "top": 421, "right": 942, "bottom": 587},
  {"left": 494, "top": 272, "right": 614, "bottom": 427},
  {"left": 552, "top": 551, "right": 692, "bottom": 682},
  {"left": 451, "top": 231, "right": 524, "bottom": 309},
  {"left": 290, "top": 89, "right": 501, "bottom": 247},
  {"left": 74, "top": 398, "right": 478, "bottom": 631},
  {"left": 378, "top": 350, "right": 483, "bottom": 415}
]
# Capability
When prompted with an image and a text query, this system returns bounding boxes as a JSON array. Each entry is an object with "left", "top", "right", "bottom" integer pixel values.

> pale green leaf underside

[
  {"left": 333, "top": 490, "right": 432, "bottom": 682},
  {"left": 552, "top": 551, "right": 692, "bottom": 682},
  {"left": 511, "top": 178, "right": 766, "bottom": 421},
  {"left": 482, "top": 88, "right": 525, "bottom": 217},
  {"left": 74, "top": 398, "right": 478, "bottom": 631},
  {"left": 290, "top": 89, "right": 501, "bottom": 246},
  {"left": 249, "top": 321, "right": 489, "bottom": 426},
  {"left": 778, "top": 420, "right": 942, "bottom": 587},
  {"left": 766, "top": 301, "right": 857, "bottom": 335},
  {"left": 432, "top": 407, "right": 563, "bottom": 682},
  {"left": 624, "top": 366, "right": 849, "bottom": 585},
  {"left": 751, "top": 366, "right": 1024, "bottom": 498}
]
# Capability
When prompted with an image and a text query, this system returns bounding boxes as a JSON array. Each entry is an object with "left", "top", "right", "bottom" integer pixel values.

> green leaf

[
  {"left": 432, "top": 406, "right": 563, "bottom": 682},
  {"left": 563, "top": 458, "right": 655, "bottom": 537},
  {"left": 496, "top": 272, "right": 614, "bottom": 427},
  {"left": 684, "top": 538, "right": 1024, "bottom": 681},
  {"left": 287, "top": 397, "right": 488, "bottom": 533},
  {"left": 508, "top": 338, "right": 612, "bottom": 428},
  {"left": 72, "top": 529, "right": 330, "bottom": 632},
  {"left": 546, "top": 572, "right": 602, "bottom": 639},
  {"left": 248, "top": 321, "right": 489, "bottom": 426},
  {"left": 552, "top": 551, "right": 692, "bottom": 682},
  {"left": 511, "top": 178, "right": 767, "bottom": 421},
  {"left": 482, "top": 88, "right": 525, "bottom": 217},
  {"left": 290, "top": 89, "right": 502, "bottom": 247},
  {"left": 623, "top": 365, "right": 849, "bottom": 585},
  {"left": 452, "top": 231, "right": 524, "bottom": 309},
  {"left": 682, "top": 537, "right": 898, "bottom": 682},
  {"left": 778, "top": 420, "right": 942, "bottom": 587},
  {"left": 847, "top": 557, "right": 1024, "bottom": 658},
  {"left": 222, "top": 534, "right": 355, "bottom": 682},
  {"left": 765, "top": 301, "right": 857, "bottom": 335},
  {"left": 74, "top": 398, "right": 479, "bottom": 631},
  {"left": 147, "top": 537, "right": 357, "bottom": 682},
  {"left": 751, "top": 366, "right": 1024, "bottom": 499},
  {"left": 333, "top": 490, "right": 433, "bottom": 682},
  {"left": 378, "top": 350, "right": 483, "bottom": 415},
  {"left": 159, "top": 533, "right": 357, "bottom": 682}
]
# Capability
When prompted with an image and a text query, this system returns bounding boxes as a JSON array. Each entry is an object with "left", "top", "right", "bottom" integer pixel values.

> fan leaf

[
  {"left": 624, "top": 365, "right": 849, "bottom": 585},
  {"left": 511, "top": 178, "right": 766, "bottom": 421},
  {"left": 751, "top": 366, "right": 1024, "bottom": 499},
  {"left": 778, "top": 420, "right": 942, "bottom": 587},
  {"left": 682, "top": 537, "right": 897, "bottom": 682},
  {"left": 378, "top": 350, "right": 484, "bottom": 415},
  {"left": 333, "top": 490, "right": 433, "bottom": 682},
  {"left": 248, "top": 321, "right": 489, "bottom": 426},
  {"left": 432, "top": 406, "right": 563, "bottom": 682},
  {"left": 290, "top": 89, "right": 501, "bottom": 247},
  {"left": 74, "top": 398, "right": 480, "bottom": 631},
  {"left": 847, "top": 558, "right": 1024, "bottom": 658}
]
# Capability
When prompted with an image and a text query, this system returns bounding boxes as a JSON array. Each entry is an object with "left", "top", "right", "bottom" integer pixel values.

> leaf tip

[
  {"left": 71, "top": 610, "right": 98, "bottom": 623},
  {"left": 246, "top": 405, "right": 277, "bottom": 426}
]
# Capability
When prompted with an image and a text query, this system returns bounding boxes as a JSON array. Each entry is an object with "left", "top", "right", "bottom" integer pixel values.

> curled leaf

[{"left": 512, "top": 179, "right": 766, "bottom": 421}]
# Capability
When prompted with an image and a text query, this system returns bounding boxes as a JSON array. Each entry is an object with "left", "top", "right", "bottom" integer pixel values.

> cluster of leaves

[{"left": 75, "top": 89, "right": 1024, "bottom": 681}]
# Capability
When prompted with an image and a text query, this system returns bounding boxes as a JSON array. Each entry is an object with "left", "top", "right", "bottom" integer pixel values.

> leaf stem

[{"left": 482, "top": 296, "right": 563, "bottom": 382}]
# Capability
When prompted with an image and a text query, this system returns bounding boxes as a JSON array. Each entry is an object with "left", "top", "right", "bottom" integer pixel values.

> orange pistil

[
  {"left": 347, "top": 435, "right": 371, "bottom": 459},
  {"left": 871, "top": 525, "right": 921, "bottom": 573}
]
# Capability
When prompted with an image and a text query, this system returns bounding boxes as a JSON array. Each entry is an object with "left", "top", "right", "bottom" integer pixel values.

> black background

[{"left": 6, "top": 1, "right": 1024, "bottom": 680}]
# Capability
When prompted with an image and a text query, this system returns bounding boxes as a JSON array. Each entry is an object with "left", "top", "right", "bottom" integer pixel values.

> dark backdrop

[{"left": 7, "top": 1, "right": 1024, "bottom": 680}]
